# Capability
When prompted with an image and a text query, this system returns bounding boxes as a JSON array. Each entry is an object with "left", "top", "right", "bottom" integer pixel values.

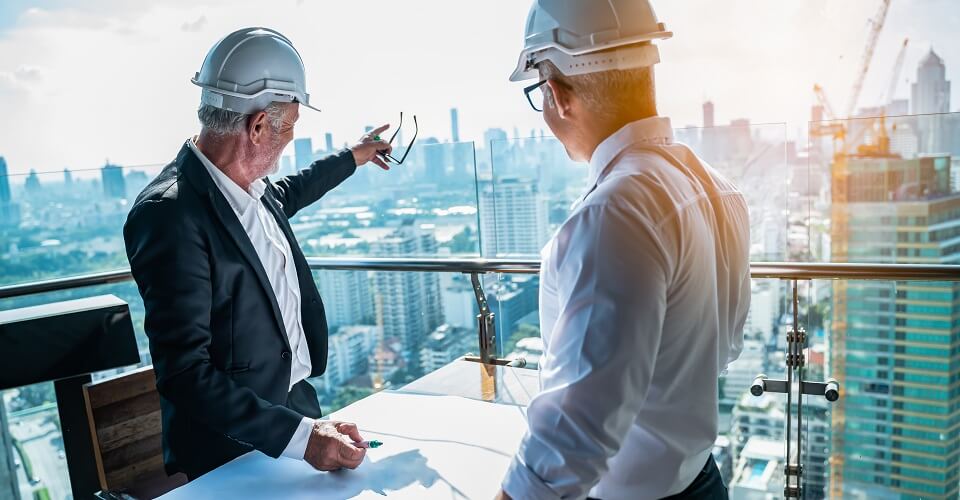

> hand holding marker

[{"left": 354, "top": 440, "right": 383, "bottom": 449}]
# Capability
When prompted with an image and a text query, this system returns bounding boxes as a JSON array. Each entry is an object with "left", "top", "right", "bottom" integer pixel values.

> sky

[{"left": 0, "top": 0, "right": 958, "bottom": 176}]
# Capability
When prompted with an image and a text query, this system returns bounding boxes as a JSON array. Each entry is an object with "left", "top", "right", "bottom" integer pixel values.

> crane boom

[
  {"left": 846, "top": 0, "right": 892, "bottom": 118},
  {"left": 882, "top": 37, "right": 909, "bottom": 106},
  {"left": 814, "top": 84, "right": 837, "bottom": 121}
]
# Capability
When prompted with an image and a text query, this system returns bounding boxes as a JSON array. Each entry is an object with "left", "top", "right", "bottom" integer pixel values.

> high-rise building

[
  {"left": 0, "top": 158, "right": 17, "bottom": 227},
  {"left": 440, "top": 274, "right": 477, "bottom": 329},
  {"left": 294, "top": 137, "right": 314, "bottom": 171},
  {"left": 911, "top": 50, "right": 952, "bottom": 155},
  {"left": 420, "top": 324, "right": 474, "bottom": 373},
  {"left": 703, "top": 100, "right": 715, "bottom": 128},
  {"left": 371, "top": 221, "right": 444, "bottom": 374},
  {"left": 450, "top": 108, "right": 460, "bottom": 143},
  {"left": 325, "top": 133, "right": 334, "bottom": 153},
  {"left": 315, "top": 325, "right": 378, "bottom": 394},
  {"left": 484, "top": 128, "right": 509, "bottom": 173},
  {"left": 729, "top": 437, "right": 786, "bottom": 498},
  {"left": 316, "top": 270, "right": 375, "bottom": 329},
  {"left": 24, "top": 169, "right": 41, "bottom": 196},
  {"left": 421, "top": 137, "right": 444, "bottom": 181},
  {"left": 831, "top": 154, "right": 960, "bottom": 498},
  {"left": 0, "top": 157, "right": 11, "bottom": 204},
  {"left": 720, "top": 340, "right": 765, "bottom": 418},
  {"left": 911, "top": 49, "right": 950, "bottom": 115},
  {"left": 101, "top": 163, "right": 126, "bottom": 199},
  {"left": 702, "top": 101, "right": 718, "bottom": 161},
  {"left": 479, "top": 177, "right": 548, "bottom": 256},
  {"left": 487, "top": 275, "right": 539, "bottom": 348}
]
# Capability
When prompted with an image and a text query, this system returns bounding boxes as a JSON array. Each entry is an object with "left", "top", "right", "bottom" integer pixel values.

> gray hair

[
  {"left": 538, "top": 60, "right": 656, "bottom": 117},
  {"left": 197, "top": 101, "right": 286, "bottom": 136}
]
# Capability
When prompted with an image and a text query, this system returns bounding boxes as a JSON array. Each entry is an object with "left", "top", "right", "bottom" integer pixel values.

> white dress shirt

[
  {"left": 501, "top": 118, "right": 751, "bottom": 499},
  {"left": 188, "top": 139, "right": 315, "bottom": 461}
]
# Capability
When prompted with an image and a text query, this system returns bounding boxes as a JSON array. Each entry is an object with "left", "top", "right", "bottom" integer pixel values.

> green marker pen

[{"left": 355, "top": 440, "right": 383, "bottom": 449}]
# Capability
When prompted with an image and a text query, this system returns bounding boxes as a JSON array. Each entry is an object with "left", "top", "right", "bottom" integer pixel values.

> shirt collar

[
  {"left": 587, "top": 116, "right": 674, "bottom": 188},
  {"left": 187, "top": 137, "right": 266, "bottom": 217}
]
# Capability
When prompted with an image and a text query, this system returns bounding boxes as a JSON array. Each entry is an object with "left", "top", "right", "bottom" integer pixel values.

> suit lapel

[{"left": 181, "top": 146, "right": 291, "bottom": 351}]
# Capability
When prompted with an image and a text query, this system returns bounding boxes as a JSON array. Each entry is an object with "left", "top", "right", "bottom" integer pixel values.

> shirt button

[{"left": 281, "top": 351, "right": 292, "bottom": 361}]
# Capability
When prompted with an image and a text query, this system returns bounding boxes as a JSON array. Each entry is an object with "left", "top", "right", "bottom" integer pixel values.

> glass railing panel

[
  {"left": 309, "top": 270, "right": 479, "bottom": 412},
  {"left": 809, "top": 111, "right": 960, "bottom": 265},
  {"left": 0, "top": 163, "right": 164, "bottom": 287},
  {"left": 2, "top": 382, "right": 70, "bottom": 500},
  {"left": 486, "top": 123, "right": 790, "bottom": 261},
  {"left": 482, "top": 136, "right": 585, "bottom": 258},
  {"left": 290, "top": 140, "right": 482, "bottom": 258}
]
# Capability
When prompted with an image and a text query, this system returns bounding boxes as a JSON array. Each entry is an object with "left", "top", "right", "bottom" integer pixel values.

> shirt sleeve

[
  {"left": 502, "top": 203, "right": 671, "bottom": 500},
  {"left": 281, "top": 417, "right": 316, "bottom": 460}
]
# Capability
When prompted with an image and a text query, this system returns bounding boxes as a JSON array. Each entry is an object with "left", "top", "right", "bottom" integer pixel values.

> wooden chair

[{"left": 82, "top": 366, "right": 187, "bottom": 499}]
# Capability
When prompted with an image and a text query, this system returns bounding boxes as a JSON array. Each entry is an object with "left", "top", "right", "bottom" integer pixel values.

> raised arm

[{"left": 272, "top": 124, "right": 395, "bottom": 218}]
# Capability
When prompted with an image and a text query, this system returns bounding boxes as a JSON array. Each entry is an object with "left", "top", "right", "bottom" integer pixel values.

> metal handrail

[{"left": 0, "top": 258, "right": 957, "bottom": 300}]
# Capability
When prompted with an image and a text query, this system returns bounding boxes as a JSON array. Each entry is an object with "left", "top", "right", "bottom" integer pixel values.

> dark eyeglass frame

[
  {"left": 524, "top": 80, "right": 548, "bottom": 112},
  {"left": 381, "top": 112, "right": 418, "bottom": 164}
]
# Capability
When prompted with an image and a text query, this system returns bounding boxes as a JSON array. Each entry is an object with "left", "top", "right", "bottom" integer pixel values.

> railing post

[
  {"left": 470, "top": 272, "right": 497, "bottom": 365},
  {"left": 463, "top": 272, "right": 526, "bottom": 369}
]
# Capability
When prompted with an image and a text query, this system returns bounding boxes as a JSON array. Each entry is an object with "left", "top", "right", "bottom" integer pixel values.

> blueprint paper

[{"left": 158, "top": 391, "right": 529, "bottom": 499}]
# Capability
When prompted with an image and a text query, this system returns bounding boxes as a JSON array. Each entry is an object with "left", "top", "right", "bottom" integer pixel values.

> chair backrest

[{"left": 82, "top": 366, "right": 183, "bottom": 497}]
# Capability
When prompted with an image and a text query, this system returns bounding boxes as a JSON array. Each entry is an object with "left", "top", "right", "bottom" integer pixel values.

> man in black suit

[{"left": 123, "top": 27, "right": 394, "bottom": 479}]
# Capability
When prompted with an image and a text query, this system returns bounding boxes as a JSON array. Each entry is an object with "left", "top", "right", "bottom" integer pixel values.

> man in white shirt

[
  {"left": 498, "top": 2, "right": 751, "bottom": 499},
  {"left": 124, "top": 28, "right": 395, "bottom": 480}
]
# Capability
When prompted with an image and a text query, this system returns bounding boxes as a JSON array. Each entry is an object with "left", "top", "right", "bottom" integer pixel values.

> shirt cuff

[
  {"left": 281, "top": 417, "right": 315, "bottom": 460},
  {"left": 502, "top": 455, "right": 562, "bottom": 500}
]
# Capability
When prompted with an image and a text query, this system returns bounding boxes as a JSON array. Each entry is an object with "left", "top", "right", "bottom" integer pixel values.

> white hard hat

[
  {"left": 191, "top": 27, "right": 320, "bottom": 114},
  {"left": 509, "top": 0, "right": 673, "bottom": 82}
]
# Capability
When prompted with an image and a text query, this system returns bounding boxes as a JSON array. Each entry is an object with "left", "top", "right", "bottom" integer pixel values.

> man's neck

[
  {"left": 583, "top": 110, "right": 658, "bottom": 163},
  {"left": 196, "top": 132, "right": 256, "bottom": 191}
]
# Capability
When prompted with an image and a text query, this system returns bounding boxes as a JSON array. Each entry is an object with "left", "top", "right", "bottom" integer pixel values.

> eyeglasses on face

[{"left": 524, "top": 80, "right": 548, "bottom": 113}]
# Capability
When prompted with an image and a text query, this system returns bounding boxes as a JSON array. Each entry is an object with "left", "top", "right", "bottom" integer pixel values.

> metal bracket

[
  {"left": 463, "top": 272, "right": 523, "bottom": 367},
  {"left": 751, "top": 376, "right": 841, "bottom": 402}
]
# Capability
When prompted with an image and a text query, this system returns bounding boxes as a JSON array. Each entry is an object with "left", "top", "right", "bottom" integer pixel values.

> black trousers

[{"left": 589, "top": 456, "right": 728, "bottom": 500}]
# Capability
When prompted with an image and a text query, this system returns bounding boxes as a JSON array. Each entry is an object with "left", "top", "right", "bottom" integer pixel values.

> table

[
  {"left": 159, "top": 360, "right": 540, "bottom": 499},
  {"left": 400, "top": 358, "right": 540, "bottom": 406}
]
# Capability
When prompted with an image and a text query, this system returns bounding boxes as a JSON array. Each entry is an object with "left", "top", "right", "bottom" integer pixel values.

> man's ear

[
  {"left": 545, "top": 79, "right": 572, "bottom": 119},
  {"left": 248, "top": 111, "right": 268, "bottom": 145}
]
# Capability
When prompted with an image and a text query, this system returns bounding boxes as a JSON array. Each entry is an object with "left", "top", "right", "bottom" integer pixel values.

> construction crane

[
  {"left": 846, "top": 0, "right": 892, "bottom": 118},
  {"left": 813, "top": 84, "right": 838, "bottom": 121},
  {"left": 881, "top": 37, "right": 909, "bottom": 109}
]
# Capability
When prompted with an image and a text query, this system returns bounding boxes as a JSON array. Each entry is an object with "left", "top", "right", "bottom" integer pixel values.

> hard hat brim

[
  {"left": 192, "top": 79, "right": 321, "bottom": 114},
  {"left": 509, "top": 30, "right": 672, "bottom": 82}
]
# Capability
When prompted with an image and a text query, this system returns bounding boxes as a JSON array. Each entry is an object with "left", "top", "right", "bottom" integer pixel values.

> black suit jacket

[{"left": 123, "top": 142, "right": 357, "bottom": 479}]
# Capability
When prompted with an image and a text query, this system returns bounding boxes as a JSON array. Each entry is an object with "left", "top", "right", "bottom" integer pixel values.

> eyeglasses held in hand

[
  {"left": 524, "top": 80, "right": 548, "bottom": 113},
  {"left": 381, "top": 112, "right": 418, "bottom": 164}
]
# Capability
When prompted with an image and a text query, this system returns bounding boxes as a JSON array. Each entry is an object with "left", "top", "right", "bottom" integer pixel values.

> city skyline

[{"left": 1, "top": 1, "right": 959, "bottom": 176}]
